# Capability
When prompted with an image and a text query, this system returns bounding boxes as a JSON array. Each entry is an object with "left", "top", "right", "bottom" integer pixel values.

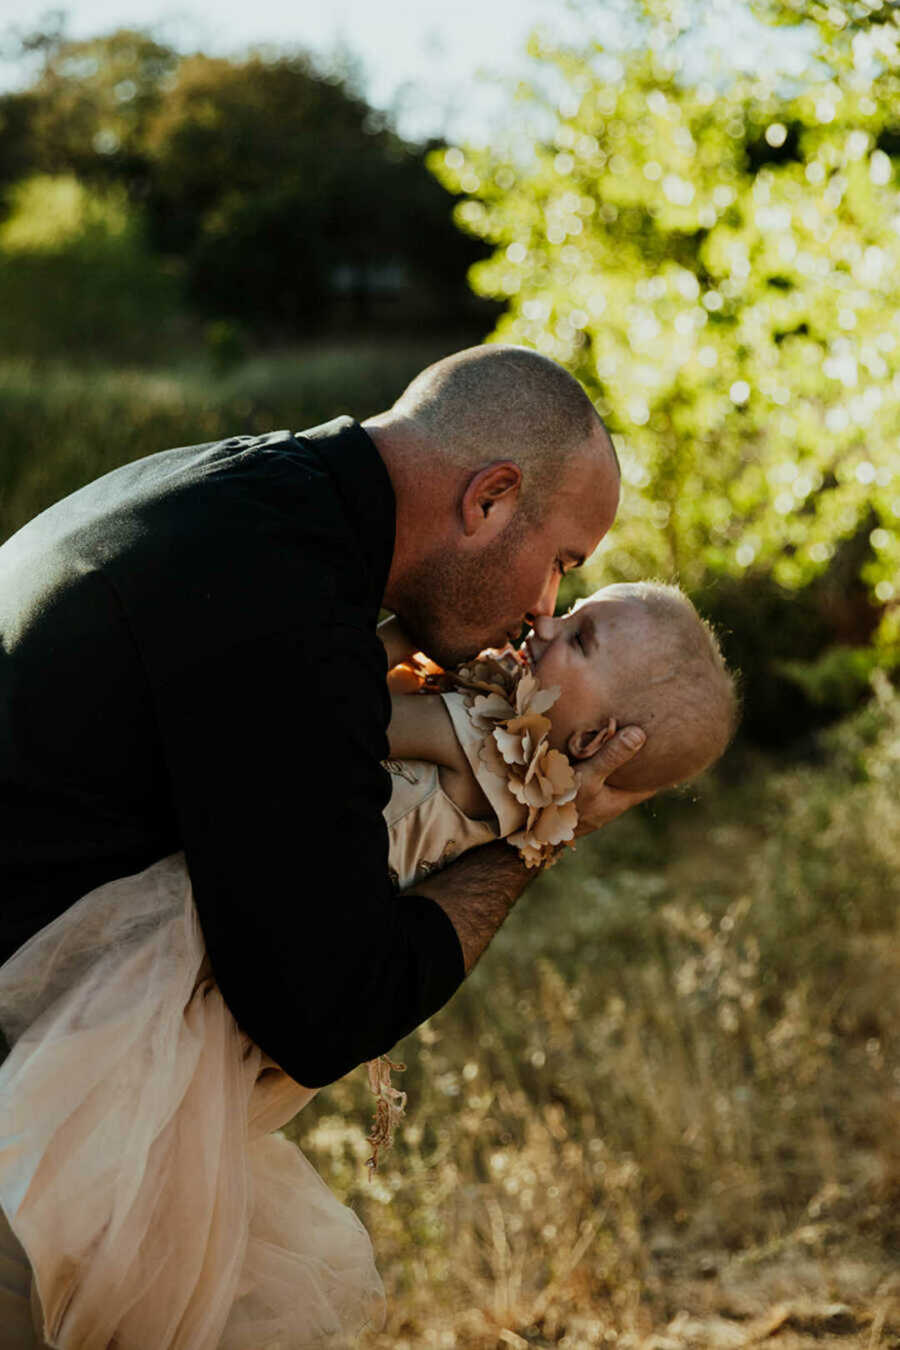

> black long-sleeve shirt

[{"left": 0, "top": 416, "right": 465, "bottom": 1086}]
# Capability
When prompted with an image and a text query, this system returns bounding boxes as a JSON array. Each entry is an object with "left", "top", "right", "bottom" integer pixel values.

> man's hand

[
  {"left": 573, "top": 724, "right": 654, "bottom": 836},
  {"left": 409, "top": 727, "right": 650, "bottom": 974}
]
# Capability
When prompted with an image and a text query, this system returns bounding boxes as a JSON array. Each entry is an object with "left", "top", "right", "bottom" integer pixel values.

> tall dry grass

[
  {"left": 0, "top": 341, "right": 463, "bottom": 544},
  {"left": 290, "top": 678, "right": 900, "bottom": 1347}
]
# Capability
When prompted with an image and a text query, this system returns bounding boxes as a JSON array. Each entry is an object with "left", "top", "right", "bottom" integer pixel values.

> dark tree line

[{"left": 0, "top": 24, "right": 492, "bottom": 332}]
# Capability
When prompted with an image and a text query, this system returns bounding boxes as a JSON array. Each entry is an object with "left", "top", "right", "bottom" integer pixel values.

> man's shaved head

[
  {"left": 368, "top": 343, "right": 620, "bottom": 665},
  {"left": 391, "top": 343, "right": 616, "bottom": 517}
]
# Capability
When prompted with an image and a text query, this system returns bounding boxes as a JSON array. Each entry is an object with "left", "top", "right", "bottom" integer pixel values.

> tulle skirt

[{"left": 0, "top": 854, "right": 384, "bottom": 1349}]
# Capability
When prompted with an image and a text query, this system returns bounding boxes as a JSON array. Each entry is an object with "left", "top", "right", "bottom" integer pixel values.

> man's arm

[
  {"left": 413, "top": 723, "right": 651, "bottom": 972},
  {"left": 411, "top": 842, "right": 530, "bottom": 972},
  {"left": 151, "top": 616, "right": 467, "bottom": 1090}
]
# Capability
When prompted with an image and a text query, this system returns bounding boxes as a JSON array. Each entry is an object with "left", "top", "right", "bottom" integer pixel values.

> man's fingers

[
  {"left": 571, "top": 777, "right": 654, "bottom": 834},
  {"left": 580, "top": 724, "right": 646, "bottom": 782},
  {"left": 572, "top": 726, "right": 653, "bottom": 835},
  {"left": 604, "top": 782, "right": 656, "bottom": 810}
]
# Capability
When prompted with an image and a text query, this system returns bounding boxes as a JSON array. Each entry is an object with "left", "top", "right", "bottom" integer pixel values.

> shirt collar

[{"left": 293, "top": 416, "right": 396, "bottom": 612}]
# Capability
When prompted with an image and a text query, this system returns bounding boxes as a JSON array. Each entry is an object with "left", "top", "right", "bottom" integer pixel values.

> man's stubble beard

[{"left": 391, "top": 518, "right": 530, "bottom": 669}]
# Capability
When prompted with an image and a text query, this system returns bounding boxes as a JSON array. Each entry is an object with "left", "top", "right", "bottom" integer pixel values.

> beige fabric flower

[
  {"left": 469, "top": 691, "right": 518, "bottom": 732},
  {"left": 495, "top": 711, "right": 552, "bottom": 766},
  {"left": 443, "top": 655, "right": 579, "bottom": 870}
]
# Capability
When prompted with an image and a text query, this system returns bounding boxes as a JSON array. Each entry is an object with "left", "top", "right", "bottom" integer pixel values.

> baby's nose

[{"left": 529, "top": 614, "right": 558, "bottom": 641}]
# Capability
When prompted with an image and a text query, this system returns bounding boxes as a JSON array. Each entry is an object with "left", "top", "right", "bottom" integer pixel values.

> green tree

[
  {"left": 0, "top": 91, "right": 37, "bottom": 205},
  {"left": 430, "top": 1, "right": 900, "bottom": 688},
  {"left": 21, "top": 27, "right": 178, "bottom": 195},
  {"left": 143, "top": 52, "right": 484, "bottom": 328},
  {"left": 0, "top": 28, "right": 485, "bottom": 333}
]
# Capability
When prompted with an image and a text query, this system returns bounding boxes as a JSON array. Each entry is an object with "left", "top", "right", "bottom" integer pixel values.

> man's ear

[
  {"left": 460, "top": 461, "right": 522, "bottom": 540},
  {"left": 567, "top": 719, "right": 618, "bottom": 761}
]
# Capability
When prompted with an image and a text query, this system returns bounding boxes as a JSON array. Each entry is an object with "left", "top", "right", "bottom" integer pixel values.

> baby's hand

[
  {"left": 379, "top": 617, "right": 445, "bottom": 694},
  {"left": 387, "top": 662, "right": 426, "bottom": 695},
  {"left": 378, "top": 616, "right": 417, "bottom": 670},
  {"left": 573, "top": 725, "right": 654, "bottom": 835}
]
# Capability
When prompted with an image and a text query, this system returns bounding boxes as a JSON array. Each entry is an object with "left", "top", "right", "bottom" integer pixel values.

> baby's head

[{"left": 524, "top": 581, "right": 738, "bottom": 793}]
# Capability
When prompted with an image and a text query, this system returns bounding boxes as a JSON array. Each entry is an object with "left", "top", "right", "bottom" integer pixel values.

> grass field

[{"left": 0, "top": 339, "right": 468, "bottom": 545}]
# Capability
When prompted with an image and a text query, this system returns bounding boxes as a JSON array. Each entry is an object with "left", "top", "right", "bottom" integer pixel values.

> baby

[{"left": 381, "top": 581, "right": 738, "bottom": 883}]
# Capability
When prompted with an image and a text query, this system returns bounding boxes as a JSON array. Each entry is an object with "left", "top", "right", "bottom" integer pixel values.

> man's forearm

[{"left": 411, "top": 841, "right": 534, "bottom": 974}]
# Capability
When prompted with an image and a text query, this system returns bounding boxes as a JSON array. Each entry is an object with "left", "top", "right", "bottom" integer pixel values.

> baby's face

[{"left": 523, "top": 593, "right": 650, "bottom": 754}]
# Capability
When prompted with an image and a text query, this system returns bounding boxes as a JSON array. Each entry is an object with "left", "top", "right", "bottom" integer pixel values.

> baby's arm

[
  {"left": 387, "top": 691, "right": 464, "bottom": 769},
  {"left": 387, "top": 692, "right": 490, "bottom": 818},
  {"left": 378, "top": 616, "right": 445, "bottom": 694}
]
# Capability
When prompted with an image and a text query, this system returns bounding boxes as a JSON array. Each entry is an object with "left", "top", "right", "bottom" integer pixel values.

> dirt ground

[{"left": 634, "top": 1238, "right": 900, "bottom": 1349}]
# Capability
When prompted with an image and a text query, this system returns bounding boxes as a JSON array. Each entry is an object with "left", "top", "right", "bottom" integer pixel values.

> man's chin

[
  {"left": 432, "top": 638, "right": 525, "bottom": 671},
  {"left": 397, "top": 625, "right": 487, "bottom": 672},
  {"left": 388, "top": 622, "right": 453, "bottom": 671},
  {"left": 428, "top": 640, "right": 483, "bottom": 670},
  {"left": 393, "top": 598, "right": 519, "bottom": 669}
]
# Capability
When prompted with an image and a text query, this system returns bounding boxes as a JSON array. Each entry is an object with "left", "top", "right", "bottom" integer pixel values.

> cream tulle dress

[
  {"left": 0, "top": 855, "right": 383, "bottom": 1350},
  {"left": 0, "top": 688, "right": 530, "bottom": 1350}
]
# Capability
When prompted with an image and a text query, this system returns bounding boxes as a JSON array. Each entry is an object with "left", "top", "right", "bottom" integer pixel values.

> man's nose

[
  {"left": 529, "top": 574, "right": 560, "bottom": 623},
  {"left": 529, "top": 612, "right": 560, "bottom": 641}
]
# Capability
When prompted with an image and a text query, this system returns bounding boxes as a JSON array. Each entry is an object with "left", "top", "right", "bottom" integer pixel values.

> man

[{"left": 0, "top": 344, "right": 648, "bottom": 1089}]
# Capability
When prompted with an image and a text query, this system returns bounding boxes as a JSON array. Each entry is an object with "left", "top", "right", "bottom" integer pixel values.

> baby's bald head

[
  {"left": 583, "top": 582, "right": 738, "bottom": 792},
  {"left": 529, "top": 581, "right": 738, "bottom": 794}
]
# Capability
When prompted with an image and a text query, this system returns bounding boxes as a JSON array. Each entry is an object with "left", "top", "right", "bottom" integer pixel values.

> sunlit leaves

[{"left": 430, "top": 9, "right": 900, "bottom": 616}]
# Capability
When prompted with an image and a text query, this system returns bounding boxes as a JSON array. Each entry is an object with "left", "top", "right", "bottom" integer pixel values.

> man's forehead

[
  {"left": 556, "top": 500, "right": 616, "bottom": 564},
  {"left": 557, "top": 443, "right": 619, "bottom": 530}
]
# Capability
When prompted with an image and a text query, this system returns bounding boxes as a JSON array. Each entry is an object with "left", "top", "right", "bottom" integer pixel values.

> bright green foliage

[
  {"left": 0, "top": 174, "right": 131, "bottom": 252},
  {"left": 754, "top": 0, "right": 900, "bottom": 49},
  {"left": 430, "top": 6, "right": 900, "bottom": 640},
  {"left": 0, "top": 174, "right": 182, "bottom": 361}
]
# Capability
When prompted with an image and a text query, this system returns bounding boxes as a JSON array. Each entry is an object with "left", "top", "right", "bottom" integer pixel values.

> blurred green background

[{"left": 1, "top": 3, "right": 898, "bottom": 1343}]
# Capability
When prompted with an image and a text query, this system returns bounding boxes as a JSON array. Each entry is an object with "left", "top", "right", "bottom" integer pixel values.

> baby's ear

[{"left": 567, "top": 719, "right": 618, "bottom": 761}]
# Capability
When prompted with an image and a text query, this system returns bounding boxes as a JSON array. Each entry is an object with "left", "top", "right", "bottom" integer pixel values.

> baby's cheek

[{"left": 546, "top": 699, "right": 575, "bottom": 753}]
